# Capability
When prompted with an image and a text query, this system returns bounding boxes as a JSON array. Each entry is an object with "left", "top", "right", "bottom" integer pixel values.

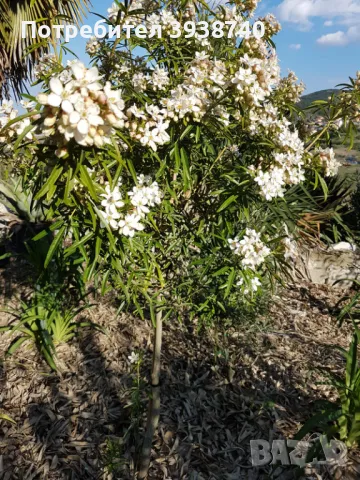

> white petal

[
  {"left": 74, "top": 100, "right": 85, "bottom": 113},
  {"left": 61, "top": 100, "right": 74, "bottom": 114},
  {"left": 47, "top": 93, "right": 62, "bottom": 107},
  {"left": 74, "top": 129, "right": 87, "bottom": 145},
  {"left": 64, "top": 81, "right": 75, "bottom": 92},
  {"left": 71, "top": 63, "right": 85, "bottom": 80},
  {"left": 49, "top": 77, "right": 63, "bottom": 96},
  {"left": 86, "top": 67, "right": 100, "bottom": 82},
  {"left": 69, "top": 93, "right": 81, "bottom": 104},
  {"left": 37, "top": 93, "right": 48, "bottom": 105},
  {"left": 77, "top": 119, "right": 89, "bottom": 135},
  {"left": 88, "top": 115, "right": 104, "bottom": 126},
  {"left": 87, "top": 82, "right": 102, "bottom": 92},
  {"left": 69, "top": 111, "right": 80, "bottom": 124}
]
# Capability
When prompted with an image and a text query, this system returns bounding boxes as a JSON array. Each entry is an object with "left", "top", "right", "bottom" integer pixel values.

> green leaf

[
  {"left": 295, "top": 408, "right": 342, "bottom": 440},
  {"left": 180, "top": 147, "right": 191, "bottom": 190},
  {"left": 35, "top": 165, "right": 64, "bottom": 200},
  {"left": 79, "top": 164, "right": 98, "bottom": 201},
  {"left": 224, "top": 268, "right": 236, "bottom": 299},
  {"left": 44, "top": 226, "right": 66, "bottom": 268},
  {"left": 217, "top": 195, "right": 238, "bottom": 213},
  {"left": 6, "top": 336, "right": 28, "bottom": 356},
  {"left": 64, "top": 231, "right": 94, "bottom": 258}
]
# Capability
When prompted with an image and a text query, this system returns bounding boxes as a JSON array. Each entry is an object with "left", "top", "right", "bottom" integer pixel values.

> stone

[{"left": 291, "top": 245, "right": 360, "bottom": 288}]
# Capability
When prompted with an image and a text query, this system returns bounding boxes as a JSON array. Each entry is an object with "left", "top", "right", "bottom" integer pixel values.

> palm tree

[{"left": 0, "top": 0, "right": 90, "bottom": 100}]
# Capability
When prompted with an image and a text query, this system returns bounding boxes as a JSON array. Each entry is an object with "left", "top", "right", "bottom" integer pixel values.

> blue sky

[
  {"left": 28, "top": 0, "right": 360, "bottom": 98},
  {"left": 261, "top": 0, "right": 360, "bottom": 93}
]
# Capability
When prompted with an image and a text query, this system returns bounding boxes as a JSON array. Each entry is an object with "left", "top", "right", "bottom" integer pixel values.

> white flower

[
  {"left": 140, "top": 127, "right": 160, "bottom": 151},
  {"left": 108, "top": 2, "right": 120, "bottom": 21},
  {"left": 99, "top": 208, "right": 121, "bottom": 229},
  {"left": 20, "top": 99, "right": 36, "bottom": 110},
  {"left": 0, "top": 100, "right": 14, "bottom": 114},
  {"left": 86, "top": 36, "right": 100, "bottom": 55},
  {"left": 100, "top": 184, "right": 124, "bottom": 211},
  {"left": 127, "top": 104, "right": 147, "bottom": 120},
  {"left": 128, "top": 351, "right": 140, "bottom": 364},
  {"left": 118, "top": 213, "right": 145, "bottom": 237},
  {"left": 229, "top": 229, "right": 271, "bottom": 269},
  {"left": 231, "top": 68, "right": 257, "bottom": 90},
  {"left": 237, "top": 277, "right": 261, "bottom": 295},
  {"left": 104, "top": 82, "right": 125, "bottom": 121},
  {"left": 132, "top": 72, "right": 148, "bottom": 92},
  {"left": 283, "top": 236, "right": 298, "bottom": 261},
  {"left": 70, "top": 62, "right": 102, "bottom": 94},
  {"left": 46, "top": 77, "right": 78, "bottom": 113},
  {"left": 152, "top": 120, "right": 170, "bottom": 144},
  {"left": 137, "top": 174, "right": 152, "bottom": 186},
  {"left": 151, "top": 66, "right": 170, "bottom": 91},
  {"left": 317, "top": 147, "right": 341, "bottom": 177},
  {"left": 70, "top": 99, "right": 104, "bottom": 138},
  {"left": 228, "top": 237, "right": 240, "bottom": 251},
  {"left": 130, "top": 192, "right": 150, "bottom": 217},
  {"left": 15, "top": 118, "right": 33, "bottom": 139}
]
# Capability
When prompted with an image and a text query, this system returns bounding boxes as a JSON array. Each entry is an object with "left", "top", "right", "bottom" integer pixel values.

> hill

[{"left": 298, "top": 89, "right": 339, "bottom": 109}]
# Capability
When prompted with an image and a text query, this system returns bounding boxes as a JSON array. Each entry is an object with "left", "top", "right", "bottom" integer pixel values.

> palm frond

[{"left": 0, "top": 0, "right": 91, "bottom": 100}]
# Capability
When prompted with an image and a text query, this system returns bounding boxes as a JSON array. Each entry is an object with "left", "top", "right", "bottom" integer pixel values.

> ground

[{"left": 1, "top": 262, "right": 360, "bottom": 480}]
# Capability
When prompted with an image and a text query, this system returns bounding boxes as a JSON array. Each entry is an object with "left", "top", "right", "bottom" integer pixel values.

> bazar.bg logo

[{"left": 250, "top": 436, "right": 347, "bottom": 467}]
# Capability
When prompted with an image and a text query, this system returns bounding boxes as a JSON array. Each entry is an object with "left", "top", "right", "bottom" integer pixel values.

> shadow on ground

[{"left": 2, "top": 279, "right": 356, "bottom": 480}]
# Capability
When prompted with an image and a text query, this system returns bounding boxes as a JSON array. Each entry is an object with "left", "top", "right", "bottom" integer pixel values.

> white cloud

[
  {"left": 276, "top": 0, "right": 360, "bottom": 29},
  {"left": 289, "top": 43, "right": 302, "bottom": 49},
  {"left": 317, "top": 31, "right": 347, "bottom": 45},
  {"left": 324, "top": 20, "right": 333, "bottom": 26},
  {"left": 317, "top": 25, "right": 360, "bottom": 45}
]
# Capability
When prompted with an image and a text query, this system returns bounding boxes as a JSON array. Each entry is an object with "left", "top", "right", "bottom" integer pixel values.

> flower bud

[
  {"left": 55, "top": 147, "right": 68, "bottom": 158},
  {"left": 44, "top": 115, "right": 57, "bottom": 127},
  {"left": 37, "top": 93, "right": 48, "bottom": 105}
]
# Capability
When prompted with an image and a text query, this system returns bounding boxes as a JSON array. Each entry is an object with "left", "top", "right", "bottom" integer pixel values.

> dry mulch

[{"left": 0, "top": 264, "right": 360, "bottom": 479}]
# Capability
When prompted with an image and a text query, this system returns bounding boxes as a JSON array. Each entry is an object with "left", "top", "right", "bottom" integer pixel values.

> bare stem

[{"left": 137, "top": 306, "right": 163, "bottom": 479}]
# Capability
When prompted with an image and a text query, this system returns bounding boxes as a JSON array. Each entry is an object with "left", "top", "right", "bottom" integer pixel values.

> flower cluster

[
  {"left": 231, "top": 52, "right": 280, "bottom": 107},
  {"left": 33, "top": 54, "right": 58, "bottom": 78},
  {"left": 316, "top": 147, "right": 341, "bottom": 177},
  {"left": 355, "top": 71, "right": 360, "bottom": 90},
  {"left": 237, "top": 276, "right": 261, "bottom": 295},
  {"left": 125, "top": 103, "right": 170, "bottom": 151},
  {"left": 99, "top": 175, "right": 163, "bottom": 237},
  {"left": 108, "top": 0, "right": 154, "bottom": 25},
  {"left": 131, "top": 65, "right": 170, "bottom": 92},
  {"left": 251, "top": 117, "right": 306, "bottom": 200},
  {"left": 86, "top": 36, "right": 101, "bottom": 56},
  {"left": 0, "top": 100, "right": 35, "bottom": 146},
  {"left": 228, "top": 229, "right": 271, "bottom": 269},
  {"left": 146, "top": 10, "right": 179, "bottom": 34},
  {"left": 151, "top": 66, "right": 170, "bottom": 91},
  {"left": 161, "top": 52, "right": 227, "bottom": 122},
  {"left": 274, "top": 71, "right": 305, "bottom": 106},
  {"left": 36, "top": 61, "right": 126, "bottom": 152},
  {"left": 254, "top": 167, "right": 286, "bottom": 200},
  {"left": 259, "top": 14, "right": 281, "bottom": 36}
]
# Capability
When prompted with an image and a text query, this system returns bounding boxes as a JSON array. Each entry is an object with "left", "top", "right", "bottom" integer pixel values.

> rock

[
  {"left": 292, "top": 245, "right": 360, "bottom": 288},
  {"left": 329, "top": 242, "right": 357, "bottom": 252}
]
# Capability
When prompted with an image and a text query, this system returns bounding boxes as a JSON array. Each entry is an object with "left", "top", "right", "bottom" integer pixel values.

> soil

[{"left": 1, "top": 261, "right": 360, "bottom": 480}]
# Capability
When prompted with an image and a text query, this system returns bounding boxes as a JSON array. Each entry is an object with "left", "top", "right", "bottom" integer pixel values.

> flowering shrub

[
  {"left": 1, "top": 0, "right": 354, "bottom": 309},
  {"left": 1, "top": 0, "right": 358, "bottom": 476},
  {"left": 1, "top": 0, "right": 356, "bottom": 330}
]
